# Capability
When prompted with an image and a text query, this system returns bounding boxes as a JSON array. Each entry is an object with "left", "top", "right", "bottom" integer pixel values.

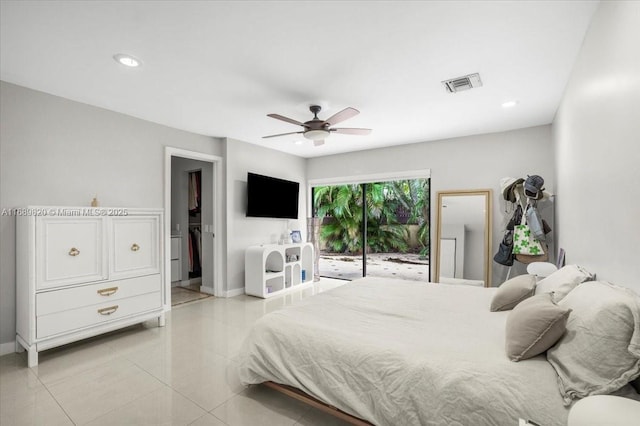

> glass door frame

[{"left": 309, "top": 170, "right": 431, "bottom": 280}]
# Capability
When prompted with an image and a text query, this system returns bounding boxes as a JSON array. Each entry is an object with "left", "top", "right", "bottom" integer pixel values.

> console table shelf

[{"left": 245, "top": 243, "right": 314, "bottom": 298}]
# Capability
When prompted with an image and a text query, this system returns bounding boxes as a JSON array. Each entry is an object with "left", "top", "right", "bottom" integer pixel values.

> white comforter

[{"left": 236, "top": 277, "right": 570, "bottom": 425}]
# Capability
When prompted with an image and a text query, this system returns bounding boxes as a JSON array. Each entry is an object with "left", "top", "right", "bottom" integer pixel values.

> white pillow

[
  {"left": 535, "top": 264, "right": 593, "bottom": 302},
  {"left": 546, "top": 281, "right": 640, "bottom": 405}
]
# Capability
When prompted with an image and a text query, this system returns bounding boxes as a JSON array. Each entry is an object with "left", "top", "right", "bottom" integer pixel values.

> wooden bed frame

[{"left": 263, "top": 381, "right": 374, "bottom": 426}]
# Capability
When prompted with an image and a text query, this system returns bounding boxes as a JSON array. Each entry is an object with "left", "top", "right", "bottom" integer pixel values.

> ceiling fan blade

[
  {"left": 262, "top": 131, "right": 304, "bottom": 139},
  {"left": 267, "top": 113, "right": 305, "bottom": 127},
  {"left": 313, "top": 140, "right": 325, "bottom": 146},
  {"left": 330, "top": 128, "right": 372, "bottom": 135},
  {"left": 325, "top": 107, "right": 359, "bottom": 126}
]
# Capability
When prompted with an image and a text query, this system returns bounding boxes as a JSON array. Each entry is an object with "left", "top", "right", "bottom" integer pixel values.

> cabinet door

[
  {"left": 171, "top": 260, "right": 181, "bottom": 282},
  {"left": 170, "top": 237, "right": 181, "bottom": 260},
  {"left": 37, "top": 218, "right": 107, "bottom": 290},
  {"left": 110, "top": 215, "right": 160, "bottom": 279}
]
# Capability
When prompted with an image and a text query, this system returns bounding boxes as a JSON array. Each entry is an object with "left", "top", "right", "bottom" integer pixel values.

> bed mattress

[{"left": 236, "top": 277, "right": 570, "bottom": 425}]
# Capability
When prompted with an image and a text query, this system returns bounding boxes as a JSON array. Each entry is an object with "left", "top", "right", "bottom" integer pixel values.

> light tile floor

[{"left": 0, "top": 279, "right": 351, "bottom": 426}]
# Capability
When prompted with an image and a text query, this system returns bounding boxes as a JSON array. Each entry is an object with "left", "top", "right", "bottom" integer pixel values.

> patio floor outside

[{"left": 318, "top": 252, "right": 430, "bottom": 282}]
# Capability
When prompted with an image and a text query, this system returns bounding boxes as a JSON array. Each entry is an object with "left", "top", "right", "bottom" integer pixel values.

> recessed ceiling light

[
  {"left": 293, "top": 140, "right": 304, "bottom": 145},
  {"left": 113, "top": 53, "right": 141, "bottom": 67},
  {"left": 501, "top": 100, "right": 518, "bottom": 108}
]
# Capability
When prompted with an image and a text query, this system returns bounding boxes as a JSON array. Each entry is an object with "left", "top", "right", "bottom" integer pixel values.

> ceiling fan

[{"left": 263, "top": 105, "right": 372, "bottom": 146}]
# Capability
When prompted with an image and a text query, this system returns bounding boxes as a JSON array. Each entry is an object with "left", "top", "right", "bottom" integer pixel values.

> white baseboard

[
  {"left": 225, "top": 287, "right": 245, "bottom": 298},
  {"left": 200, "top": 286, "right": 215, "bottom": 295},
  {"left": 0, "top": 341, "right": 16, "bottom": 356},
  {"left": 180, "top": 278, "right": 202, "bottom": 287}
]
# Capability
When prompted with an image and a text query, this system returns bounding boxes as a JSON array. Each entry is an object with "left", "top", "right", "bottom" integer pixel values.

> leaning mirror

[{"left": 435, "top": 189, "right": 492, "bottom": 287}]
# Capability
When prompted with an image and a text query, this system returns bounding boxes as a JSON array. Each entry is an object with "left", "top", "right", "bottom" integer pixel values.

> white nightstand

[{"left": 568, "top": 395, "right": 640, "bottom": 426}]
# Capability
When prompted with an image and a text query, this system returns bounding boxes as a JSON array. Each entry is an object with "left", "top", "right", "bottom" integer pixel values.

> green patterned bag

[{"left": 512, "top": 215, "right": 544, "bottom": 256}]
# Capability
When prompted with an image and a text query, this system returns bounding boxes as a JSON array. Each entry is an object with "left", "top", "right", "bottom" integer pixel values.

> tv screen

[{"left": 246, "top": 172, "right": 299, "bottom": 219}]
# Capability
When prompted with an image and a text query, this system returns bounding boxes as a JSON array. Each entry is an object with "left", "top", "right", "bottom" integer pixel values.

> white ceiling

[{"left": 0, "top": 1, "right": 599, "bottom": 158}]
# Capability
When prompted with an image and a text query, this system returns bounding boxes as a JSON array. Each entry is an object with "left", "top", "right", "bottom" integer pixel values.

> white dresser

[{"left": 15, "top": 207, "right": 165, "bottom": 367}]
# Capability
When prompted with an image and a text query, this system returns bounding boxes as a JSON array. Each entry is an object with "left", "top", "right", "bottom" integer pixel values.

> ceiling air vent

[{"left": 442, "top": 73, "right": 483, "bottom": 93}]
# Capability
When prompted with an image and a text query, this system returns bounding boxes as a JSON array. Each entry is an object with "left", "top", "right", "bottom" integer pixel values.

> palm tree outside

[{"left": 313, "top": 179, "right": 430, "bottom": 280}]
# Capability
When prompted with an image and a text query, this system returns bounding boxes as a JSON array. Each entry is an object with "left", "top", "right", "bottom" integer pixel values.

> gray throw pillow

[
  {"left": 505, "top": 293, "right": 571, "bottom": 362},
  {"left": 546, "top": 281, "right": 640, "bottom": 405},
  {"left": 490, "top": 274, "right": 537, "bottom": 312}
]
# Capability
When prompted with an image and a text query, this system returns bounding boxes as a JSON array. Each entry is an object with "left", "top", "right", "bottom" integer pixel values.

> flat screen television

[{"left": 246, "top": 172, "right": 299, "bottom": 219}]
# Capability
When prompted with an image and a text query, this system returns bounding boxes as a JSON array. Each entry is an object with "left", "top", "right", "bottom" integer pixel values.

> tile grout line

[
  {"left": 75, "top": 368, "right": 170, "bottom": 425},
  {"left": 39, "top": 374, "right": 78, "bottom": 426}
]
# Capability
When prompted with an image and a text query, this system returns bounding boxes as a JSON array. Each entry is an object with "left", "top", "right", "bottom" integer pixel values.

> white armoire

[{"left": 15, "top": 207, "right": 166, "bottom": 367}]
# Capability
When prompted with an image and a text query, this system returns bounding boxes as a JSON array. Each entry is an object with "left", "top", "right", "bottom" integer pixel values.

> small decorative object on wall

[
  {"left": 556, "top": 248, "right": 566, "bottom": 269},
  {"left": 290, "top": 230, "right": 302, "bottom": 243}
]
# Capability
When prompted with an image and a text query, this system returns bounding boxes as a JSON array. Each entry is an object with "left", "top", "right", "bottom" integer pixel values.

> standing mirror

[{"left": 435, "top": 189, "right": 492, "bottom": 287}]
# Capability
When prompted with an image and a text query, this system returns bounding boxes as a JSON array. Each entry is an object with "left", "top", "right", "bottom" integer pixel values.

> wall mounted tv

[{"left": 246, "top": 172, "right": 299, "bottom": 219}]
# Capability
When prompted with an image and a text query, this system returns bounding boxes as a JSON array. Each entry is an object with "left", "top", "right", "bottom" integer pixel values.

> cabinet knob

[
  {"left": 97, "top": 286, "right": 118, "bottom": 296},
  {"left": 131, "top": 243, "right": 140, "bottom": 252},
  {"left": 68, "top": 247, "right": 80, "bottom": 256},
  {"left": 97, "top": 305, "right": 119, "bottom": 315}
]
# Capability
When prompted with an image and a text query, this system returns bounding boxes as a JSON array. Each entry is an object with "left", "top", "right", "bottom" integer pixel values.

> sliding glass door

[
  {"left": 364, "top": 179, "right": 430, "bottom": 281},
  {"left": 313, "top": 184, "right": 364, "bottom": 280},
  {"left": 312, "top": 178, "right": 430, "bottom": 281}
]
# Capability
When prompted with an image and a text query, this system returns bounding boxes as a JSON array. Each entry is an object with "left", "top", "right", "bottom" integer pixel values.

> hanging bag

[
  {"left": 512, "top": 209, "right": 545, "bottom": 256},
  {"left": 493, "top": 230, "right": 515, "bottom": 266},
  {"left": 516, "top": 244, "right": 549, "bottom": 264},
  {"left": 506, "top": 204, "right": 523, "bottom": 231},
  {"left": 525, "top": 204, "right": 546, "bottom": 241}
]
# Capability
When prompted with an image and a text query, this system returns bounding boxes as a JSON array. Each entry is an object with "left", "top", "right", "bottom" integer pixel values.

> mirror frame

[{"left": 434, "top": 189, "right": 492, "bottom": 287}]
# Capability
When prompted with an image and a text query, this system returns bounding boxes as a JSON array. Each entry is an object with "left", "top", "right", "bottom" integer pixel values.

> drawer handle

[
  {"left": 131, "top": 243, "right": 140, "bottom": 252},
  {"left": 97, "top": 305, "right": 119, "bottom": 315},
  {"left": 97, "top": 286, "right": 118, "bottom": 296},
  {"left": 68, "top": 247, "right": 80, "bottom": 256}
]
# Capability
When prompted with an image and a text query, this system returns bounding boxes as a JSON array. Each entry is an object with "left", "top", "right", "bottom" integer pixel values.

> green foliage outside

[{"left": 313, "top": 179, "right": 430, "bottom": 257}]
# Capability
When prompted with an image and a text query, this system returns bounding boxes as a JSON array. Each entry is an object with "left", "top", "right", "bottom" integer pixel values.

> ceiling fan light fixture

[
  {"left": 303, "top": 129, "right": 330, "bottom": 140},
  {"left": 113, "top": 53, "right": 142, "bottom": 67}
]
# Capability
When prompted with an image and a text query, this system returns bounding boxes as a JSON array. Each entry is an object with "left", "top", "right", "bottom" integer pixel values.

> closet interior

[
  {"left": 170, "top": 155, "right": 214, "bottom": 306},
  {"left": 188, "top": 170, "right": 202, "bottom": 281}
]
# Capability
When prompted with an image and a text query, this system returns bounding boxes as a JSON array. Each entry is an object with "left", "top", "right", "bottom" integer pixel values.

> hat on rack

[
  {"left": 500, "top": 177, "right": 524, "bottom": 203},
  {"left": 524, "top": 175, "right": 545, "bottom": 200}
]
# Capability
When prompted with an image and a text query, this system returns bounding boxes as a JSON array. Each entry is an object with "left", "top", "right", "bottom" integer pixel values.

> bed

[{"left": 236, "top": 277, "right": 574, "bottom": 425}]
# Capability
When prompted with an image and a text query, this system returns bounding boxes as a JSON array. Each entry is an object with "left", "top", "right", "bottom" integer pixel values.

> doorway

[
  {"left": 312, "top": 177, "right": 430, "bottom": 281},
  {"left": 164, "top": 148, "right": 223, "bottom": 309}
]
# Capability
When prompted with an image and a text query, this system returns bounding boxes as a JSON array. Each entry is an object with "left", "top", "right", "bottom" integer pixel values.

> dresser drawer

[
  {"left": 36, "top": 274, "right": 161, "bottom": 316},
  {"left": 36, "top": 291, "right": 162, "bottom": 339},
  {"left": 36, "top": 217, "right": 107, "bottom": 290},
  {"left": 110, "top": 216, "right": 160, "bottom": 279}
]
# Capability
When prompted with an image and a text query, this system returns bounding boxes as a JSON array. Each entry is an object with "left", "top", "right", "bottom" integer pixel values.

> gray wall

[
  {"left": 224, "top": 138, "right": 308, "bottom": 292},
  {"left": 307, "top": 124, "right": 556, "bottom": 285},
  {"left": 0, "top": 82, "right": 223, "bottom": 347},
  {"left": 552, "top": 1, "right": 640, "bottom": 292}
]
